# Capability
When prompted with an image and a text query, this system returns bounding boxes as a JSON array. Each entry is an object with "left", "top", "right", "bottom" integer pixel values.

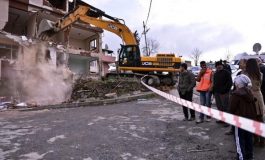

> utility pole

[{"left": 143, "top": 21, "right": 150, "bottom": 56}]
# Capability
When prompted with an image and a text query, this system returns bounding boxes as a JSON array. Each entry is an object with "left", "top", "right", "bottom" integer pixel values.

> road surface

[{"left": 0, "top": 95, "right": 264, "bottom": 160}]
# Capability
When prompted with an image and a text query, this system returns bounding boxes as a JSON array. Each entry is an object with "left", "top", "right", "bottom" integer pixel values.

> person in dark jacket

[
  {"left": 230, "top": 74, "right": 256, "bottom": 160},
  {"left": 213, "top": 61, "right": 232, "bottom": 125},
  {"left": 223, "top": 60, "right": 232, "bottom": 73},
  {"left": 178, "top": 63, "right": 196, "bottom": 121}
]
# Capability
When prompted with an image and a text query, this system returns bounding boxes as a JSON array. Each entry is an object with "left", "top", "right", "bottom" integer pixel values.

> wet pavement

[{"left": 0, "top": 95, "right": 264, "bottom": 160}]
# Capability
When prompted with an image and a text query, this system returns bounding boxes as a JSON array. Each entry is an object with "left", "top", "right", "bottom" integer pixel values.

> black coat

[
  {"left": 223, "top": 64, "right": 232, "bottom": 73},
  {"left": 213, "top": 69, "right": 232, "bottom": 94},
  {"left": 229, "top": 87, "right": 257, "bottom": 120}
]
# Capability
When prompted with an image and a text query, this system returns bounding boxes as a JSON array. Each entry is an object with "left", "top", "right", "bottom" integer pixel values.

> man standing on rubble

[
  {"left": 178, "top": 63, "right": 196, "bottom": 121},
  {"left": 196, "top": 61, "right": 213, "bottom": 124}
]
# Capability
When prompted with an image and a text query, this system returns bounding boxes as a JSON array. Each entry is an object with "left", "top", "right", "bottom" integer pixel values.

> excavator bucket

[{"left": 38, "top": 19, "right": 56, "bottom": 40}]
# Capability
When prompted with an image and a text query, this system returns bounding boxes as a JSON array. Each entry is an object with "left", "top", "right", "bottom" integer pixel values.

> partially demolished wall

[
  {"left": 0, "top": 34, "right": 73, "bottom": 106},
  {"left": 0, "top": 0, "right": 116, "bottom": 107}
]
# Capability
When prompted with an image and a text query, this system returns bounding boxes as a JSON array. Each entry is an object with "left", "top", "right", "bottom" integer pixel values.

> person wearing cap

[
  {"left": 178, "top": 63, "right": 196, "bottom": 121},
  {"left": 213, "top": 61, "right": 232, "bottom": 126},
  {"left": 230, "top": 74, "right": 256, "bottom": 160}
]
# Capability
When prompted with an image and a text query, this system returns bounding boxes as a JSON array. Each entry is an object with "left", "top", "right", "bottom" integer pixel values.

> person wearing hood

[
  {"left": 178, "top": 63, "right": 196, "bottom": 121},
  {"left": 230, "top": 74, "right": 257, "bottom": 160}
]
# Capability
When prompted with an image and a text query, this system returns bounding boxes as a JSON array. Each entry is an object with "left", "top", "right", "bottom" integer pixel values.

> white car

[
  {"left": 232, "top": 69, "right": 241, "bottom": 81},
  {"left": 190, "top": 66, "right": 201, "bottom": 77},
  {"left": 230, "top": 64, "right": 238, "bottom": 73},
  {"left": 108, "top": 63, "right": 116, "bottom": 72}
]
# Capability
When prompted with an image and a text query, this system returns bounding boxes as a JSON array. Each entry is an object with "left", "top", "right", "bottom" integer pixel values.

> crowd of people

[{"left": 177, "top": 58, "right": 265, "bottom": 160}]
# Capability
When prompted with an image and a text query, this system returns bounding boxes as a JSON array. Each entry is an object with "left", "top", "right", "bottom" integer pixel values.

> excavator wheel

[
  {"left": 146, "top": 75, "right": 160, "bottom": 86},
  {"left": 161, "top": 77, "right": 174, "bottom": 86}
]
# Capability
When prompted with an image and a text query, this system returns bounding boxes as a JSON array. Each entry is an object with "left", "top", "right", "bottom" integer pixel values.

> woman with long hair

[
  {"left": 245, "top": 58, "right": 264, "bottom": 147},
  {"left": 239, "top": 59, "right": 247, "bottom": 73}
]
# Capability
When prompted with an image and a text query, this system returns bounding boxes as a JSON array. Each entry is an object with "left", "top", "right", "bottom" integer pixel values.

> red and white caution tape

[{"left": 141, "top": 80, "right": 265, "bottom": 138}]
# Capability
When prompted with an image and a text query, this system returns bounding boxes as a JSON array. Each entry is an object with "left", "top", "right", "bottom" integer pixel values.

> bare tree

[
  {"left": 190, "top": 48, "right": 203, "bottom": 66},
  {"left": 142, "top": 38, "right": 160, "bottom": 56}
]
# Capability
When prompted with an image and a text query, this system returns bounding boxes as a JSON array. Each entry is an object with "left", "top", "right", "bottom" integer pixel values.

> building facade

[{"left": 0, "top": 0, "right": 115, "bottom": 80}]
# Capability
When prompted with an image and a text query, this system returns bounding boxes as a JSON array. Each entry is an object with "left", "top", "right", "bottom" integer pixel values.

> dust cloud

[{"left": 13, "top": 43, "right": 73, "bottom": 105}]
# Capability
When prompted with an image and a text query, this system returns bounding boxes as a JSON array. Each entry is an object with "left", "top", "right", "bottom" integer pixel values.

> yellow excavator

[{"left": 38, "top": 1, "right": 182, "bottom": 87}]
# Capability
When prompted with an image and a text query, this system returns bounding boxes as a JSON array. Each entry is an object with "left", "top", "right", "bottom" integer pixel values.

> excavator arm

[
  {"left": 39, "top": 4, "right": 137, "bottom": 45},
  {"left": 79, "top": 15, "right": 137, "bottom": 45},
  {"left": 38, "top": 3, "right": 141, "bottom": 68}
]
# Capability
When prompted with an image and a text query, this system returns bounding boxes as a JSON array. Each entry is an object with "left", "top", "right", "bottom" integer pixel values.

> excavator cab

[{"left": 118, "top": 45, "right": 141, "bottom": 67}]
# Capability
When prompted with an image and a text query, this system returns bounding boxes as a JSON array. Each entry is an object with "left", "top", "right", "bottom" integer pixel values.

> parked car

[
  {"left": 108, "top": 63, "right": 116, "bottom": 72},
  {"left": 230, "top": 64, "right": 238, "bottom": 74},
  {"left": 207, "top": 63, "right": 216, "bottom": 72},
  {"left": 190, "top": 66, "right": 201, "bottom": 77}
]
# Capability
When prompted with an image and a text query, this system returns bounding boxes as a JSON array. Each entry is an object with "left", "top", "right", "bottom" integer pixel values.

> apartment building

[{"left": 0, "top": 0, "right": 115, "bottom": 80}]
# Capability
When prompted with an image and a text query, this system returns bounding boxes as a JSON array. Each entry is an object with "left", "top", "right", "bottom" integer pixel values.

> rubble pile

[{"left": 70, "top": 78, "right": 148, "bottom": 102}]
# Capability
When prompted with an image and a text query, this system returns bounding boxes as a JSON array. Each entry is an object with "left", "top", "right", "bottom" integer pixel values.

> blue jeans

[{"left": 199, "top": 91, "right": 212, "bottom": 120}]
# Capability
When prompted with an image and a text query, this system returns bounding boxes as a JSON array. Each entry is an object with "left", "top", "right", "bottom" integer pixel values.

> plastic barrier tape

[{"left": 141, "top": 80, "right": 265, "bottom": 138}]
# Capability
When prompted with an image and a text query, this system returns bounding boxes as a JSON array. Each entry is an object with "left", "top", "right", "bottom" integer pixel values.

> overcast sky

[{"left": 84, "top": 0, "right": 265, "bottom": 62}]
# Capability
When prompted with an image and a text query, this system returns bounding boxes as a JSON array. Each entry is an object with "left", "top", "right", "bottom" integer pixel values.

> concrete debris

[
  {"left": 70, "top": 78, "right": 148, "bottom": 102},
  {"left": 1, "top": 31, "right": 35, "bottom": 47},
  {"left": 0, "top": 33, "right": 73, "bottom": 106},
  {"left": 187, "top": 144, "right": 218, "bottom": 153},
  {"left": 0, "top": 100, "right": 40, "bottom": 110},
  {"left": 21, "top": 36, "right": 28, "bottom": 41},
  {"left": 0, "top": 104, "right": 7, "bottom": 111},
  {"left": 56, "top": 45, "right": 65, "bottom": 50},
  {"left": 105, "top": 93, "right": 118, "bottom": 98},
  {"left": 15, "top": 102, "right": 27, "bottom": 107},
  {"left": 0, "top": 102, "right": 12, "bottom": 111},
  {"left": 187, "top": 148, "right": 217, "bottom": 153},
  {"left": 133, "top": 90, "right": 142, "bottom": 95}
]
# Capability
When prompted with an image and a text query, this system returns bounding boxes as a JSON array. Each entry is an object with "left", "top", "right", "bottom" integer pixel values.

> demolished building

[{"left": 0, "top": 0, "right": 115, "bottom": 104}]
